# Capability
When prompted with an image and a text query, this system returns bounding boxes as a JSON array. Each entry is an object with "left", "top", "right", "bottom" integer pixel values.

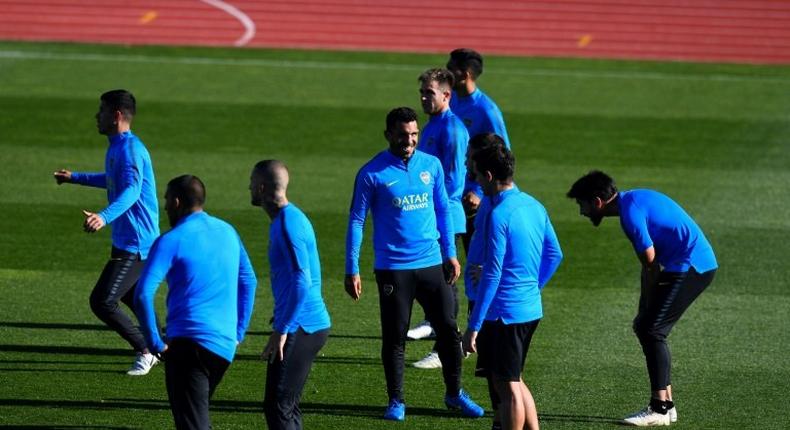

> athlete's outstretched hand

[
  {"left": 444, "top": 258, "right": 461, "bottom": 285},
  {"left": 82, "top": 210, "right": 106, "bottom": 233},
  {"left": 344, "top": 274, "right": 362, "bottom": 301},
  {"left": 53, "top": 169, "right": 72, "bottom": 185}
]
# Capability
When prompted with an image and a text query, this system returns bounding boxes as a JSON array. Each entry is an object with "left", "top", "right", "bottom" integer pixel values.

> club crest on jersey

[{"left": 420, "top": 171, "right": 431, "bottom": 185}]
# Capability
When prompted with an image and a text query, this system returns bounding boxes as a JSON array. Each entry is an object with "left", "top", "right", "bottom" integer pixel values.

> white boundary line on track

[
  {"left": 199, "top": 0, "right": 255, "bottom": 47},
  {"left": 1, "top": 50, "right": 788, "bottom": 84}
]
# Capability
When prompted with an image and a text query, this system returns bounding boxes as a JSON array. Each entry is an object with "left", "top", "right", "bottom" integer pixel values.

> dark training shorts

[{"left": 475, "top": 318, "right": 540, "bottom": 382}]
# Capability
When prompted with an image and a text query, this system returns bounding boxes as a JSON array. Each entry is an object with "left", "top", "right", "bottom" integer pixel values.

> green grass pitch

[{"left": 1, "top": 41, "right": 789, "bottom": 429}]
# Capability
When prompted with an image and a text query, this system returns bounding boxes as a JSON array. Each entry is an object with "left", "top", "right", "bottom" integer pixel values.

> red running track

[{"left": 1, "top": 0, "right": 789, "bottom": 64}]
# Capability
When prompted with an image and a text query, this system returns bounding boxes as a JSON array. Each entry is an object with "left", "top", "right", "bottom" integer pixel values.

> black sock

[
  {"left": 649, "top": 398, "right": 669, "bottom": 415},
  {"left": 666, "top": 400, "right": 674, "bottom": 410}
]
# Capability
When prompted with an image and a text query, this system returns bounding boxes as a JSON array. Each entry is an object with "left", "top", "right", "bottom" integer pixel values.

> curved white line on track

[{"left": 199, "top": 0, "right": 255, "bottom": 47}]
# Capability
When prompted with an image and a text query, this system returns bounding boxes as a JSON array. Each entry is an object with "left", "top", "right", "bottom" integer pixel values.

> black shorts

[{"left": 475, "top": 319, "right": 540, "bottom": 382}]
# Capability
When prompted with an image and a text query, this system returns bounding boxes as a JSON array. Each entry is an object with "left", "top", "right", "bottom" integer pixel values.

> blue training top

[
  {"left": 269, "top": 204, "right": 331, "bottom": 334},
  {"left": 468, "top": 186, "right": 563, "bottom": 331},
  {"left": 618, "top": 190, "right": 717, "bottom": 273},
  {"left": 463, "top": 197, "right": 491, "bottom": 301},
  {"left": 418, "top": 108, "right": 469, "bottom": 235},
  {"left": 450, "top": 88, "right": 511, "bottom": 199},
  {"left": 70, "top": 130, "right": 159, "bottom": 259},
  {"left": 346, "top": 149, "right": 456, "bottom": 274},
  {"left": 134, "top": 211, "right": 258, "bottom": 362}
]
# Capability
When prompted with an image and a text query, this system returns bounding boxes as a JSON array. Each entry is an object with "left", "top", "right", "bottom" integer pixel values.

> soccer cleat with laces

[
  {"left": 445, "top": 389, "right": 484, "bottom": 418},
  {"left": 413, "top": 351, "right": 442, "bottom": 369},
  {"left": 621, "top": 405, "right": 670, "bottom": 426},
  {"left": 406, "top": 320, "right": 435, "bottom": 340},
  {"left": 383, "top": 399, "right": 406, "bottom": 421},
  {"left": 126, "top": 352, "right": 159, "bottom": 376}
]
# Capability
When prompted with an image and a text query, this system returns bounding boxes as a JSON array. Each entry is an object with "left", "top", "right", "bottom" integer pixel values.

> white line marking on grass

[
  {"left": 199, "top": 0, "right": 255, "bottom": 47},
  {"left": 1, "top": 50, "right": 788, "bottom": 84}
]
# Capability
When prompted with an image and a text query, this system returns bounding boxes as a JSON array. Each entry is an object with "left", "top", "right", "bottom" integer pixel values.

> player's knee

[
  {"left": 633, "top": 321, "right": 664, "bottom": 342},
  {"left": 89, "top": 294, "right": 116, "bottom": 316},
  {"left": 263, "top": 393, "right": 295, "bottom": 419}
]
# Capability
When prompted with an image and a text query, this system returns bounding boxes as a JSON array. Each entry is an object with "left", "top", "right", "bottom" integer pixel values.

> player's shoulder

[
  {"left": 120, "top": 132, "right": 151, "bottom": 158},
  {"left": 357, "top": 150, "right": 391, "bottom": 176},
  {"left": 413, "top": 150, "right": 442, "bottom": 169},
  {"left": 446, "top": 110, "right": 468, "bottom": 129},
  {"left": 281, "top": 204, "right": 317, "bottom": 241},
  {"left": 475, "top": 89, "right": 503, "bottom": 113}
]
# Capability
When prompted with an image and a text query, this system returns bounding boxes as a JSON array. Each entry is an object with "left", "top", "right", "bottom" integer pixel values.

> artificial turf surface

[{"left": 0, "top": 40, "right": 788, "bottom": 429}]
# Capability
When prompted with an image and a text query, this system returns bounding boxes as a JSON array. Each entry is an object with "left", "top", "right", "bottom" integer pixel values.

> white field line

[
  {"left": 0, "top": 50, "right": 788, "bottom": 84},
  {"left": 199, "top": 0, "right": 255, "bottom": 47}
]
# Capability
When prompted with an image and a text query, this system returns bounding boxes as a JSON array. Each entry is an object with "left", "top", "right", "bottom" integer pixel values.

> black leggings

[
  {"left": 376, "top": 264, "right": 462, "bottom": 401},
  {"left": 89, "top": 247, "right": 147, "bottom": 352},
  {"left": 264, "top": 327, "right": 329, "bottom": 430},
  {"left": 633, "top": 268, "right": 716, "bottom": 391},
  {"left": 165, "top": 338, "right": 230, "bottom": 430}
]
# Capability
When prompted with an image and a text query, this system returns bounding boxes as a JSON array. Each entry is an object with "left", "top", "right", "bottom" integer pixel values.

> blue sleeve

[
  {"left": 483, "top": 105, "right": 510, "bottom": 148},
  {"left": 440, "top": 123, "right": 468, "bottom": 200},
  {"left": 464, "top": 175, "right": 484, "bottom": 199},
  {"left": 98, "top": 145, "right": 144, "bottom": 224},
  {"left": 621, "top": 204, "right": 653, "bottom": 254},
  {"left": 468, "top": 213, "right": 506, "bottom": 331},
  {"left": 345, "top": 169, "right": 372, "bottom": 274},
  {"left": 133, "top": 236, "right": 171, "bottom": 353},
  {"left": 433, "top": 164, "right": 456, "bottom": 259},
  {"left": 235, "top": 236, "right": 257, "bottom": 343},
  {"left": 538, "top": 215, "right": 563, "bottom": 289},
  {"left": 71, "top": 172, "right": 107, "bottom": 188},
  {"left": 273, "top": 218, "right": 311, "bottom": 334}
]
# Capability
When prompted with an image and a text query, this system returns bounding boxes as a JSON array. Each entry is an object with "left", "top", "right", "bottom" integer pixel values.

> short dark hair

[
  {"left": 385, "top": 107, "right": 418, "bottom": 132},
  {"left": 469, "top": 132, "right": 505, "bottom": 153},
  {"left": 472, "top": 144, "right": 514, "bottom": 182},
  {"left": 167, "top": 175, "right": 206, "bottom": 208},
  {"left": 448, "top": 48, "right": 484, "bottom": 79},
  {"left": 253, "top": 159, "right": 289, "bottom": 190},
  {"left": 418, "top": 68, "right": 455, "bottom": 89},
  {"left": 566, "top": 170, "right": 618, "bottom": 202},
  {"left": 100, "top": 89, "right": 136, "bottom": 119}
]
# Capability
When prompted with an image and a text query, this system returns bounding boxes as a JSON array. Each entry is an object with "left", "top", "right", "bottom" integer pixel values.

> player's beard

[{"left": 590, "top": 214, "right": 603, "bottom": 227}]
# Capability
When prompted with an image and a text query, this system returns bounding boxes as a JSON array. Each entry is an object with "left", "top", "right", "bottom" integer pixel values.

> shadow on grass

[
  {"left": 0, "top": 359, "right": 117, "bottom": 365},
  {"left": 0, "top": 426, "right": 134, "bottom": 429},
  {"left": 0, "top": 322, "right": 109, "bottom": 331},
  {"left": 0, "top": 344, "right": 130, "bottom": 356},
  {"left": 0, "top": 367, "right": 123, "bottom": 374},
  {"left": 0, "top": 398, "right": 171, "bottom": 411},
  {"left": 0, "top": 398, "right": 620, "bottom": 423},
  {"left": 234, "top": 353, "right": 381, "bottom": 366},
  {"left": 0, "top": 398, "right": 469, "bottom": 419},
  {"left": 541, "top": 413, "right": 620, "bottom": 424},
  {"left": 244, "top": 330, "right": 381, "bottom": 341}
]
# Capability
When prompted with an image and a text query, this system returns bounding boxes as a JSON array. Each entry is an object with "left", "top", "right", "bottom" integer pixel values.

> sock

[
  {"left": 649, "top": 398, "right": 669, "bottom": 415},
  {"left": 666, "top": 400, "right": 675, "bottom": 410}
]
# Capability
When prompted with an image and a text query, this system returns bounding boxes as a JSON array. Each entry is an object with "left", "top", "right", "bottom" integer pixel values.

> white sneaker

[
  {"left": 668, "top": 406, "right": 677, "bottom": 423},
  {"left": 413, "top": 351, "right": 442, "bottom": 369},
  {"left": 127, "top": 352, "right": 159, "bottom": 376},
  {"left": 621, "top": 405, "right": 670, "bottom": 426},
  {"left": 406, "top": 320, "right": 435, "bottom": 340}
]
